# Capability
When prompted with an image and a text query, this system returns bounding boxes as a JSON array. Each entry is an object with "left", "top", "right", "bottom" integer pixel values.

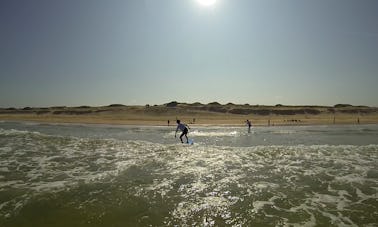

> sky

[{"left": 1, "top": 0, "right": 377, "bottom": 107}]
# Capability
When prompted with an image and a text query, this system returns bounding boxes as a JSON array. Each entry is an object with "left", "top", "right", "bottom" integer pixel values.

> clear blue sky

[{"left": 1, "top": 0, "right": 377, "bottom": 107}]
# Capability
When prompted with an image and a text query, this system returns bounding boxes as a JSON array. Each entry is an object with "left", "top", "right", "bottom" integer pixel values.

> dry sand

[{"left": 1, "top": 103, "right": 377, "bottom": 126}]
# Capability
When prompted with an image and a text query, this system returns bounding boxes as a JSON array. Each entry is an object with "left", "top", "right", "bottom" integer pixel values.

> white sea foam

[
  {"left": 1, "top": 123, "right": 378, "bottom": 225},
  {"left": 163, "top": 129, "right": 243, "bottom": 139},
  {"left": 190, "top": 130, "right": 241, "bottom": 137},
  {"left": 0, "top": 128, "right": 44, "bottom": 136}
]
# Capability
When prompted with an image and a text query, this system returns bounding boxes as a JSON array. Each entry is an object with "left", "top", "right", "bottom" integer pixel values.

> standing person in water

[
  {"left": 175, "top": 120, "right": 190, "bottom": 143},
  {"left": 246, "top": 119, "right": 252, "bottom": 133}
]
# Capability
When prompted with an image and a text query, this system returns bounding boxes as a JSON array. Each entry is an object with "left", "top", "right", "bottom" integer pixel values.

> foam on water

[
  {"left": 189, "top": 130, "right": 241, "bottom": 137},
  {"left": 0, "top": 124, "right": 378, "bottom": 226}
]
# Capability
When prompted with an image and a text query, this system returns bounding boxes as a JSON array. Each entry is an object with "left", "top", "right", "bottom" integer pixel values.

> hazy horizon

[{"left": 1, "top": 0, "right": 377, "bottom": 107}]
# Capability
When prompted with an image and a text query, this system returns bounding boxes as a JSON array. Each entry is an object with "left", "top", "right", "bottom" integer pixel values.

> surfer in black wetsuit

[
  {"left": 175, "top": 120, "right": 190, "bottom": 143},
  {"left": 246, "top": 119, "right": 252, "bottom": 133}
]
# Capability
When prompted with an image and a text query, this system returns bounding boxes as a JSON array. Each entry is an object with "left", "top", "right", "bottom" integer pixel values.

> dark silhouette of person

[
  {"left": 175, "top": 120, "right": 190, "bottom": 143},
  {"left": 246, "top": 119, "right": 252, "bottom": 133}
]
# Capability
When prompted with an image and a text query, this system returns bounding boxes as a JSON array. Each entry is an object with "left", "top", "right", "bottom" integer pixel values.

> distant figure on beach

[
  {"left": 246, "top": 120, "right": 252, "bottom": 133},
  {"left": 175, "top": 120, "right": 190, "bottom": 143},
  {"left": 168, "top": 120, "right": 170, "bottom": 126}
]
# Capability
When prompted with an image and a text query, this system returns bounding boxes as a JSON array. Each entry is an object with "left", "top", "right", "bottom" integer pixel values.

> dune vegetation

[{"left": 1, "top": 102, "right": 377, "bottom": 126}]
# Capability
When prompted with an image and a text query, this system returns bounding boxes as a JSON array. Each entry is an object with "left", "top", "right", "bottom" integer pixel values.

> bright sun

[{"left": 197, "top": 0, "right": 217, "bottom": 6}]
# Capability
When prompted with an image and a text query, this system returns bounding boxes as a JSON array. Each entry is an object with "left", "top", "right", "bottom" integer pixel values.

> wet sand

[{"left": 1, "top": 112, "right": 377, "bottom": 126}]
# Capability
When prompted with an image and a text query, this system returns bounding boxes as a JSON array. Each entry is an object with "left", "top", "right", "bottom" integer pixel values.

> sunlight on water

[{"left": 0, "top": 122, "right": 377, "bottom": 226}]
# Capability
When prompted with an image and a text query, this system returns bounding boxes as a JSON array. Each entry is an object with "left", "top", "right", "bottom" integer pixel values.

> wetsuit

[{"left": 176, "top": 123, "right": 189, "bottom": 143}]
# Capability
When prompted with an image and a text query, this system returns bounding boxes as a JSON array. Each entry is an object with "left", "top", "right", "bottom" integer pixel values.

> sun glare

[{"left": 197, "top": 0, "right": 217, "bottom": 6}]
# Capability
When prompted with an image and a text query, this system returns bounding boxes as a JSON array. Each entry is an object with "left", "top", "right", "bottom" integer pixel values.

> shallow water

[{"left": 0, "top": 121, "right": 377, "bottom": 226}]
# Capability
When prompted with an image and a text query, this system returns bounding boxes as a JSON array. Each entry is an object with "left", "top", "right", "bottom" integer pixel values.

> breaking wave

[{"left": 0, "top": 126, "right": 377, "bottom": 226}]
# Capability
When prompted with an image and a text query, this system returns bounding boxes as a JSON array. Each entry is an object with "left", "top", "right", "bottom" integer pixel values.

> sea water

[{"left": 0, "top": 121, "right": 377, "bottom": 226}]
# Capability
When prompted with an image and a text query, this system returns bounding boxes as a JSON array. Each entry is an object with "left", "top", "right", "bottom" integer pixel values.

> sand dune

[{"left": 1, "top": 102, "right": 377, "bottom": 126}]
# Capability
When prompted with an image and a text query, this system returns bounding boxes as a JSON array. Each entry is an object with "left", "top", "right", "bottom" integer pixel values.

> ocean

[{"left": 0, "top": 121, "right": 377, "bottom": 226}]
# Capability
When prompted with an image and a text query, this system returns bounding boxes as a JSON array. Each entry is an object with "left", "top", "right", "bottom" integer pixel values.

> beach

[
  {"left": 1, "top": 103, "right": 377, "bottom": 126},
  {"left": 1, "top": 104, "right": 378, "bottom": 225},
  {"left": 2, "top": 0, "right": 377, "bottom": 225}
]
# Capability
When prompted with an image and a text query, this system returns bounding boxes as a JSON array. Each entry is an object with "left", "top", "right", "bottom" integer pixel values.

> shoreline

[
  {"left": 1, "top": 103, "right": 377, "bottom": 127},
  {"left": 1, "top": 116, "right": 377, "bottom": 128}
]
